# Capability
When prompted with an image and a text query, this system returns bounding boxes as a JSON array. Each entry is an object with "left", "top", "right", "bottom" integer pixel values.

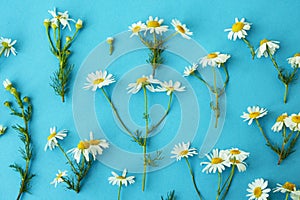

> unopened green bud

[
  {"left": 51, "top": 22, "right": 58, "bottom": 29},
  {"left": 66, "top": 36, "right": 72, "bottom": 42},
  {"left": 75, "top": 19, "right": 83, "bottom": 30},
  {"left": 44, "top": 19, "right": 51, "bottom": 28},
  {"left": 23, "top": 96, "right": 30, "bottom": 103},
  {"left": 4, "top": 101, "right": 11, "bottom": 107}
]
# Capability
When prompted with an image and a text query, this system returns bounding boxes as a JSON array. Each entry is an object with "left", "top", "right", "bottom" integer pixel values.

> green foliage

[
  {"left": 161, "top": 190, "right": 176, "bottom": 200},
  {"left": 146, "top": 151, "right": 164, "bottom": 167}
]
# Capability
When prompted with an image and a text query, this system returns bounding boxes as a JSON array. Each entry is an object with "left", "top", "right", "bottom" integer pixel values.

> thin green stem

[
  {"left": 285, "top": 192, "right": 289, "bottom": 200},
  {"left": 255, "top": 119, "right": 275, "bottom": 151},
  {"left": 283, "top": 83, "right": 288, "bottom": 104},
  {"left": 45, "top": 27, "right": 57, "bottom": 55},
  {"left": 184, "top": 158, "right": 202, "bottom": 200},
  {"left": 154, "top": 32, "right": 178, "bottom": 48},
  {"left": 216, "top": 172, "right": 222, "bottom": 200},
  {"left": 220, "top": 165, "right": 235, "bottom": 200},
  {"left": 242, "top": 38, "right": 255, "bottom": 59},
  {"left": 192, "top": 73, "right": 214, "bottom": 91},
  {"left": 118, "top": 184, "right": 122, "bottom": 200},
  {"left": 220, "top": 64, "right": 229, "bottom": 95},
  {"left": 268, "top": 49, "right": 283, "bottom": 79},
  {"left": 212, "top": 67, "right": 220, "bottom": 128},
  {"left": 0, "top": 47, "right": 5, "bottom": 57},
  {"left": 57, "top": 143, "right": 78, "bottom": 174},
  {"left": 278, "top": 126, "right": 287, "bottom": 165},
  {"left": 138, "top": 33, "right": 151, "bottom": 48},
  {"left": 142, "top": 86, "right": 149, "bottom": 192}
]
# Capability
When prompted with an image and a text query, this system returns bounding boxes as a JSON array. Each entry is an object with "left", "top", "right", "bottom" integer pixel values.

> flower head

[
  {"left": 128, "top": 21, "right": 147, "bottom": 37},
  {"left": 145, "top": 16, "right": 168, "bottom": 35},
  {"left": 108, "top": 169, "right": 135, "bottom": 186},
  {"left": 273, "top": 182, "right": 296, "bottom": 193},
  {"left": 44, "top": 127, "right": 67, "bottom": 151},
  {"left": 0, "top": 37, "right": 17, "bottom": 57},
  {"left": 225, "top": 148, "right": 249, "bottom": 161},
  {"left": 88, "top": 131, "right": 109, "bottom": 160},
  {"left": 170, "top": 142, "right": 197, "bottom": 161},
  {"left": 201, "top": 149, "right": 231, "bottom": 173},
  {"left": 3, "top": 79, "right": 12, "bottom": 90},
  {"left": 256, "top": 39, "right": 280, "bottom": 58},
  {"left": 271, "top": 113, "right": 288, "bottom": 132},
  {"left": 288, "top": 53, "right": 300, "bottom": 68},
  {"left": 241, "top": 106, "right": 268, "bottom": 125},
  {"left": 127, "top": 75, "right": 160, "bottom": 94},
  {"left": 183, "top": 63, "right": 199, "bottom": 77},
  {"left": 284, "top": 113, "right": 300, "bottom": 131},
  {"left": 246, "top": 178, "right": 271, "bottom": 200},
  {"left": 199, "top": 52, "right": 230, "bottom": 68},
  {"left": 48, "top": 8, "right": 75, "bottom": 31},
  {"left": 224, "top": 18, "right": 251, "bottom": 41},
  {"left": 171, "top": 19, "right": 192, "bottom": 39},
  {"left": 156, "top": 80, "right": 185, "bottom": 95},
  {"left": 50, "top": 170, "right": 67, "bottom": 187},
  {"left": 106, "top": 37, "right": 114, "bottom": 44},
  {"left": 84, "top": 70, "right": 115, "bottom": 91},
  {"left": 67, "top": 140, "right": 91, "bottom": 163},
  {"left": 75, "top": 19, "right": 83, "bottom": 30},
  {"left": 0, "top": 125, "right": 7, "bottom": 135}
]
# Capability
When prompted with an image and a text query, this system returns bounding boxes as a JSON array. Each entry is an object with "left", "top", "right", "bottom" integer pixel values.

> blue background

[{"left": 0, "top": 0, "right": 300, "bottom": 199}]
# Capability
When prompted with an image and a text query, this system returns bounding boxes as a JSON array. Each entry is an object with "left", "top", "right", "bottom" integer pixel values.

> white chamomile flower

[
  {"left": 127, "top": 75, "right": 160, "bottom": 94},
  {"left": 128, "top": 21, "right": 147, "bottom": 37},
  {"left": 271, "top": 113, "right": 288, "bottom": 132},
  {"left": 246, "top": 178, "right": 271, "bottom": 200},
  {"left": 170, "top": 142, "right": 197, "bottom": 161},
  {"left": 291, "top": 190, "right": 300, "bottom": 200},
  {"left": 288, "top": 53, "right": 300, "bottom": 68},
  {"left": 88, "top": 131, "right": 109, "bottom": 160},
  {"left": 225, "top": 148, "right": 250, "bottom": 161},
  {"left": 50, "top": 170, "right": 67, "bottom": 188},
  {"left": 284, "top": 113, "right": 300, "bottom": 131},
  {"left": 44, "top": 127, "right": 67, "bottom": 151},
  {"left": 108, "top": 169, "right": 135, "bottom": 186},
  {"left": 84, "top": 70, "right": 115, "bottom": 91},
  {"left": 145, "top": 16, "right": 168, "bottom": 35},
  {"left": 199, "top": 52, "right": 231, "bottom": 68},
  {"left": 0, "top": 37, "right": 17, "bottom": 57},
  {"left": 0, "top": 125, "right": 7, "bottom": 135},
  {"left": 3, "top": 78, "right": 12, "bottom": 90},
  {"left": 200, "top": 149, "right": 231, "bottom": 173},
  {"left": 67, "top": 140, "right": 90, "bottom": 163},
  {"left": 171, "top": 19, "right": 192, "bottom": 39},
  {"left": 224, "top": 17, "right": 251, "bottom": 41},
  {"left": 256, "top": 39, "right": 280, "bottom": 58},
  {"left": 273, "top": 182, "right": 296, "bottom": 193},
  {"left": 183, "top": 63, "right": 199, "bottom": 77},
  {"left": 241, "top": 106, "right": 268, "bottom": 125},
  {"left": 48, "top": 8, "right": 75, "bottom": 31},
  {"left": 156, "top": 80, "right": 185, "bottom": 95},
  {"left": 230, "top": 159, "right": 247, "bottom": 172}
]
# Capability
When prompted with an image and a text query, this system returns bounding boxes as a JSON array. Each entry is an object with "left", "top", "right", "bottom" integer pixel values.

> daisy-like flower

[
  {"left": 241, "top": 106, "right": 268, "bottom": 125},
  {"left": 67, "top": 140, "right": 90, "bottom": 163},
  {"left": 271, "top": 113, "right": 288, "bottom": 132},
  {"left": 127, "top": 75, "right": 160, "bottom": 94},
  {"left": 273, "top": 182, "right": 296, "bottom": 193},
  {"left": 200, "top": 149, "right": 231, "bottom": 173},
  {"left": 0, "top": 125, "right": 6, "bottom": 135},
  {"left": 128, "top": 21, "right": 147, "bottom": 37},
  {"left": 225, "top": 148, "right": 250, "bottom": 161},
  {"left": 183, "top": 63, "right": 199, "bottom": 77},
  {"left": 246, "top": 178, "right": 271, "bottom": 200},
  {"left": 83, "top": 70, "right": 115, "bottom": 91},
  {"left": 48, "top": 8, "right": 75, "bottom": 31},
  {"left": 156, "top": 80, "right": 185, "bottom": 95},
  {"left": 0, "top": 37, "right": 17, "bottom": 57},
  {"left": 145, "top": 16, "right": 168, "bottom": 35},
  {"left": 256, "top": 39, "right": 280, "bottom": 58},
  {"left": 171, "top": 19, "right": 193, "bottom": 39},
  {"left": 288, "top": 53, "right": 300, "bottom": 68},
  {"left": 50, "top": 170, "right": 67, "bottom": 188},
  {"left": 108, "top": 169, "right": 135, "bottom": 186},
  {"left": 230, "top": 159, "right": 247, "bottom": 172},
  {"left": 88, "top": 131, "right": 109, "bottom": 160},
  {"left": 291, "top": 190, "right": 300, "bottom": 200},
  {"left": 284, "top": 113, "right": 300, "bottom": 131},
  {"left": 224, "top": 18, "right": 251, "bottom": 41},
  {"left": 199, "top": 52, "right": 231, "bottom": 68},
  {"left": 170, "top": 142, "right": 197, "bottom": 161},
  {"left": 44, "top": 127, "right": 67, "bottom": 151},
  {"left": 3, "top": 79, "right": 12, "bottom": 90}
]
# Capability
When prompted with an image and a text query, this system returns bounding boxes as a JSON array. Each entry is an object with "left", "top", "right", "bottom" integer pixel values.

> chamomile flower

[
  {"left": 183, "top": 63, "right": 199, "bottom": 77},
  {"left": 127, "top": 75, "right": 160, "bottom": 94},
  {"left": 48, "top": 8, "right": 75, "bottom": 30},
  {"left": 284, "top": 113, "right": 300, "bottom": 131},
  {"left": 271, "top": 113, "right": 288, "bottom": 132},
  {"left": 88, "top": 131, "right": 109, "bottom": 160},
  {"left": 83, "top": 70, "right": 115, "bottom": 91},
  {"left": 50, "top": 170, "right": 67, "bottom": 187},
  {"left": 241, "top": 106, "right": 268, "bottom": 125},
  {"left": 246, "top": 178, "right": 271, "bottom": 200},
  {"left": 128, "top": 21, "right": 147, "bottom": 37},
  {"left": 200, "top": 149, "right": 231, "bottom": 173},
  {"left": 224, "top": 18, "right": 251, "bottom": 41},
  {"left": 3, "top": 78, "right": 12, "bottom": 90},
  {"left": 0, "top": 125, "right": 6, "bottom": 135},
  {"left": 67, "top": 141, "right": 90, "bottom": 163},
  {"left": 0, "top": 37, "right": 17, "bottom": 57},
  {"left": 170, "top": 142, "right": 197, "bottom": 161},
  {"left": 108, "top": 169, "right": 135, "bottom": 186},
  {"left": 273, "top": 182, "right": 296, "bottom": 193},
  {"left": 171, "top": 19, "right": 192, "bottom": 39},
  {"left": 145, "top": 16, "right": 168, "bottom": 35},
  {"left": 256, "top": 39, "right": 280, "bottom": 58},
  {"left": 44, "top": 127, "right": 67, "bottom": 151},
  {"left": 199, "top": 52, "right": 231, "bottom": 68},
  {"left": 291, "top": 190, "right": 300, "bottom": 200},
  {"left": 288, "top": 53, "right": 300, "bottom": 68},
  {"left": 156, "top": 80, "right": 185, "bottom": 95},
  {"left": 230, "top": 159, "right": 247, "bottom": 172},
  {"left": 225, "top": 148, "right": 250, "bottom": 161}
]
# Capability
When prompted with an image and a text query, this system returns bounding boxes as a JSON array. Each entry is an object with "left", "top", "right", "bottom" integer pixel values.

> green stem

[
  {"left": 192, "top": 73, "right": 214, "bottom": 91},
  {"left": 242, "top": 38, "right": 255, "bottom": 59},
  {"left": 154, "top": 32, "right": 178, "bottom": 48},
  {"left": 216, "top": 172, "right": 222, "bottom": 200},
  {"left": 283, "top": 83, "right": 288, "bottom": 104},
  {"left": 278, "top": 126, "right": 287, "bottom": 165},
  {"left": 45, "top": 27, "right": 57, "bottom": 56},
  {"left": 285, "top": 192, "right": 289, "bottom": 200},
  {"left": 220, "top": 165, "right": 235, "bottom": 200},
  {"left": 184, "top": 158, "right": 202, "bottom": 200},
  {"left": 220, "top": 64, "right": 229, "bottom": 95},
  {"left": 212, "top": 67, "right": 220, "bottom": 128},
  {"left": 0, "top": 47, "right": 5, "bottom": 57},
  {"left": 138, "top": 33, "right": 151, "bottom": 48},
  {"left": 142, "top": 86, "right": 149, "bottom": 192},
  {"left": 255, "top": 119, "right": 275, "bottom": 151},
  {"left": 57, "top": 143, "right": 78, "bottom": 175},
  {"left": 118, "top": 184, "right": 122, "bottom": 200}
]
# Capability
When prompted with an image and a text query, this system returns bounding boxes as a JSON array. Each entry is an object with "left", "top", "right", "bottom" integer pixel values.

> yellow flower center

[
  {"left": 249, "top": 112, "right": 260, "bottom": 119},
  {"left": 117, "top": 176, "right": 126, "bottom": 180},
  {"left": 207, "top": 53, "right": 218, "bottom": 59},
  {"left": 136, "top": 77, "right": 148, "bottom": 84},
  {"left": 294, "top": 53, "right": 300, "bottom": 57},
  {"left": 253, "top": 187, "right": 262, "bottom": 198},
  {"left": 176, "top": 25, "right": 185, "bottom": 33},
  {"left": 276, "top": 114, "right": 288, "bottom": 122},
  {"left": 132, "top": 26, "right": 141, "bottom": 33},
  {"left": 179, "top": 149, "right": 189, "bottom": 156},
  {"left": 147, "top": 20, "right": 160, "bottom": 28},
  {"left": 89, "top": 139, "right": 100, "bottom": 145},
  {"left": 283, "top": 182, "right": 296, "bottom": 191},
  {"left": 93, "top": 78, "right": 105, "bottom": 85},
  {"left": 260, "top": 39, "right": 269, "bottom": 46},
  {"left": 230, "top": 149, "right": 241, "bottom": 155},
  {"left": 292, "top": 115, "right": 300, "bottom": 124},
  {"left": 167, "top": 86, "right": 175, "bottom": 92},
  {"left": 211, "top": 157, "right": 223, "bottom": 164},
  {"left": 47, "top": 133, "right": 56, "bottom": 141},
  {"left": 77, "top": 141, "right": 90, "bottom": 150},
  {"left": 56, "top": 172, "right": 64, "bottom": 179},
  {"left": 231, "top": 22, "right": 244, "bottom": 32},
  {"left": 1, "top": 42, "right": 9, "bottom": 48},
  {"left": 230, "top": 159, "right": 241, "bottom": 164}
]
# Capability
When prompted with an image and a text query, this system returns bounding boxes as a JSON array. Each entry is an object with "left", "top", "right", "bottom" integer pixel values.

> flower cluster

[{"left": 0, "top": 37, "right": 17, "bottom": 58}]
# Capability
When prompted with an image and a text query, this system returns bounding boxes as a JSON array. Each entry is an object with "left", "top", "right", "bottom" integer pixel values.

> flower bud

[
  {"left": 44, "top": 19, "right": 51, "bottom": 28},
  {"left": 3, "top": 79, "right": 12, "bottom": 90},
  {"left": 23, "top": 96, "right": 30, "bottom": 103},
  {"left": 0, "top": 125, "right": 6, "bottom": 135},
  {"left": 106, "top": 37, "right": 114, "bottom": 45},
  {"left": 51, "top": 22, "right": 58, "bottom": 29},
  {"left": 75, "top": 19, "right": 83, "bottom": 30},
  {"left": 66, "top": 36, "right": 72, "bottom": 42},
  {"left": 4, "top": 101, "right": 11, "bottom": 107}
]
